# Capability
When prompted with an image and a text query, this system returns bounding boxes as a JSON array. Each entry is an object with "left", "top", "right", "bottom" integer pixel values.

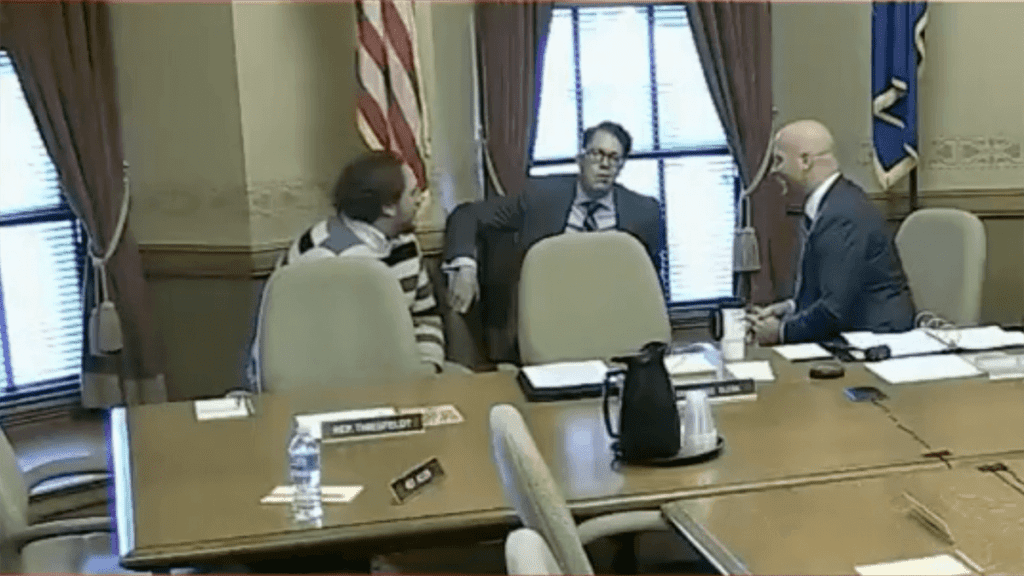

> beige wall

[
  {"left": 110, "top": 2, "right": 481, "bottom": 398},
  {"left": 773, "top": 2, "right": 1024, "bottom": 326},
  {"left": 110, "top": 3, "right": 250, "bottom": 246}
]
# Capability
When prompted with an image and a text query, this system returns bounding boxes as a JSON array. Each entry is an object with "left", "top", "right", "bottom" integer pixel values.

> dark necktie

[
  {"left": 794, "top": 214, "right": 813, "bottom": 297},
  {"left": 582, "top": 200, "right": 602, "bottom": 232}
]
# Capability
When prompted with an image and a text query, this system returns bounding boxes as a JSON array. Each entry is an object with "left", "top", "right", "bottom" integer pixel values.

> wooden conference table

[
  {"left": 662, "top": 460, "right": 1024, "bottom": 575},
  {"left": 110, "top": 347, "right": 1024, "bottom": 570}
]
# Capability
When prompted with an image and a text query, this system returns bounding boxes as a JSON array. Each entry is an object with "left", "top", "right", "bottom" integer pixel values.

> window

[
  {"left": 0, "top": 50, "right": 85, "bottom": 416},
  {"left": 531, "top": 5, "right": 740, "bottom": 314}
]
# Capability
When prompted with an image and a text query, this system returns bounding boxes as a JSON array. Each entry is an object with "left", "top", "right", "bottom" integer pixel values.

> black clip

[{"left": 978, "top": 462, "right": 1008, "bottom": 473}]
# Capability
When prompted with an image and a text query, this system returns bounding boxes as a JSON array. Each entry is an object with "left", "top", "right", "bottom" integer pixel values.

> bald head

[{"left": 771, "top": 119, "right": 840, "bottom": 197}]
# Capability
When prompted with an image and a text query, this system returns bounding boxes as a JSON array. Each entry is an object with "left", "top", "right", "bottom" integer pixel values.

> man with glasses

[
  {"left": 443, "top": 121, "right": 662, "bottom": 360},
  {"left": 748, "top": 119, "right": 915, "bottom": 345}
]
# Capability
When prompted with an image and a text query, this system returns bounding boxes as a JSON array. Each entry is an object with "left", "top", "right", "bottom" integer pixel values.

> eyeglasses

[{"left": 583, "top": 148, "right": 623, "bottom": 165}]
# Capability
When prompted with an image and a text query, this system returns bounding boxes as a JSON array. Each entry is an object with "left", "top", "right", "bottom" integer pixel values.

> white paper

[
  {"left": 927, "top": 325, "right": 1024, "bottom": 351},
  {"left": 865, "top": 355, "right": 983, "bottom": 384},
  {"left": 520, "top": 360, "right": 608, "bottom": 389},
  {"left": 772, "top": 343, "right": 831, "bottom": 361},
  {"left": 295, "top": 407, "right": 397, "bottom": 440},
  {"left": 664, "top": 353, "right": 718, "bottom": 376},
  {"left": 397, "top": 404, "right": 465, "bottom": 427},
  {"left": 726, "top": 360, "right": 775, "bottom": 382},
  {"left": 194, "top": 398, "right": 250, "bottom": 421},
  {"left": 260, "top": 485, "right": 363, "bottom": 504},
  {"left": 855, "top": 554, "right": 972, "bottom": 575},
  {"left": 843, "top": 329, "right": 950, "bottom": 358}
]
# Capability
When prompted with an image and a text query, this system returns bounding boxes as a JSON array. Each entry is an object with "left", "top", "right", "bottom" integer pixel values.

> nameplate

[
  {"left": 390, "top": 457, "right": 445, "bottom": 504},
  {"left": 674, "top": 378, "right": 756, "bottom": 401},
  {"left": 321, "top": 413, "right": 424, "bottom": 442}
]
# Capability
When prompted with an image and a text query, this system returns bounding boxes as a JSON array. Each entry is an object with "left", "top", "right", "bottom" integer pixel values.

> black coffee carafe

[{"left": 602, "top": 341, "right": 680, "bottom": 462}]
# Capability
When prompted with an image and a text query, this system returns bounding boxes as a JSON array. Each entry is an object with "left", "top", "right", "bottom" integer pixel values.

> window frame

[
  {"left": 0, "top": 48, "right": 86, "bottom": 415},
  {"left": 528, "top": 3, "right": 743, "bottom": 321}
]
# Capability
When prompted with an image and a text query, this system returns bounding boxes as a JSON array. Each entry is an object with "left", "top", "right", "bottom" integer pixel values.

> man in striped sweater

[{"left": 248, "top": 151, "right": 444, "bottom": 387}]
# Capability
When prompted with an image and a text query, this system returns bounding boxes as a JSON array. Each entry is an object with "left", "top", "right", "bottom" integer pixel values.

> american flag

[{"left": 356, "top": 0, "right": 427, "bottom": 190}]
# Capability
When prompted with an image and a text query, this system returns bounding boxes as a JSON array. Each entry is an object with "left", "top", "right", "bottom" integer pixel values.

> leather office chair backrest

[
  {"left": 258, "top": 256, "right": 430, "bottom": 392},
  {"left": 517, "top": 231, "right": 671, "bottom": 365},
  {"left": 489, "top": 404, "right": 594, "bottom": 575},
  {"left": 505, "top": 527, "right": 563, "bottom": 575},
  {"left": 895, "top": 208, "right": 987, "bottom": 325}
]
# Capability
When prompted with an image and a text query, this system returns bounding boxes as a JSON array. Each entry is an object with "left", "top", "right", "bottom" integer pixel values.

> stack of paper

[
  {"left": 927, "top": 325, "right": 1024, "bottom": 351},
  {"left": 260, "top": 485, "right": 363, "bottom": 504},
  {"left": 843, "top": 329, "right": 951, "bottom": 357},
  {"left": 519, "top": 360, "right": 609, "bottom": 390},
  {"left": 664, "top": 353, "right": 718, "bottom": 376},
  {"left": 772, "top": 343, "right": 832, "bottom": 361},
  {"left": 194, "top": 398, "right": 251, "bottom": 421},
  {"left": 855, "top": 554, "right": 973, "bottom": 575},
  {"left": 726, "top": 360, "right": 775, "bottom": 382},
  {"left": 864, "top": 355, "right": 983, "bottom": 384}
]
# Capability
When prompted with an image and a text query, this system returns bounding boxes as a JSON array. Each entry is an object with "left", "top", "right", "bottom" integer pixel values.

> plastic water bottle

[{"left": 287, "top": 423, "right": 323, "bottom": 523}]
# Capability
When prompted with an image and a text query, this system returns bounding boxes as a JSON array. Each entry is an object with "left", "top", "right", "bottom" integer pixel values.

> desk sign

[
  {"left": 390, "top": 457, "right": 445, "bottom": 504},
  {"left": 321, "top": 413, "right": 424, "bottom": 443}
]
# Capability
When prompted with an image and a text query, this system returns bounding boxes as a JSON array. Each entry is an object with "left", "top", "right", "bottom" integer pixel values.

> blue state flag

[{"left": 872, "top": 1, "right": 927, "bottom": 191}]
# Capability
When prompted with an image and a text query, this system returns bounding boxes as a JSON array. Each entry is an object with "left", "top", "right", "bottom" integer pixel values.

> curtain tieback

[{"left": 87, "top": 161, "right": 131, "bottom": 356}]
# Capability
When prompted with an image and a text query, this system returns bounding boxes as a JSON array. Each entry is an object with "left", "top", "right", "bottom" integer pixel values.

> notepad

[
  {"left": 855, "top": 553, "right": 973, "bottom": 575},
  {"left": 772, "top": 342, "right": 832, "bottom": 361},
  {"left": 260, "top": 485, "right": 363, "bottom": 504},
  {"left": 664, "top": 353, "right": 718, "bottom": 376},
  {"left": 519, "top": 360, "right": 609, "bottom": 389},
  {"left": 194, "top": 397, "right": 251, "bottom": 421},
  {"left": 843, "top": 329, "right": 950, "bottom": 357},
  {"left": 864, "top": 354, "right": 983, "bottom": 384},
  {"left": 726, "top": 360, "right": 775, "bottom": 382}
]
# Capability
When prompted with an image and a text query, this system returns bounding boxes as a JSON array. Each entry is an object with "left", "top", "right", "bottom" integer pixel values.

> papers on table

[
  {"left": 260, "top": 485, "right": 363, "bottom": 504},
  {"left": 843, "top": 329, "right": 951, "bottom": 357},
  {"left": 725, "top": 360, "right": 775, "bottom": 382},
  {"left": 965, "top": 352, "right": 1024, "bottom": 380},
  {"left": 855, "top": 553, "right": 973, "bottom": 575},
  {"left": 519, "top": 360, "right": 609, "bottom": 389},
  {"left": 864, "top": 355, "right": 983, "bottom": 385},
  {"left": 772, "top": 343, "right": 832, "bottom": 361},
  {"left": 194, "top": 397, "right": 251, "bottom": 421},
  {"left": 664, "top": 353, "right": 718, "bottom": 376},
  {"left": 925, "top": 325, "right": 1024, "bottom": 351}
]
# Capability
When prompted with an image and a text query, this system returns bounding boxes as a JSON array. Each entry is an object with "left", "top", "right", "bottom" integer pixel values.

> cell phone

[{"left": 844, "top": 386, "right": 888, "bottom": 402}]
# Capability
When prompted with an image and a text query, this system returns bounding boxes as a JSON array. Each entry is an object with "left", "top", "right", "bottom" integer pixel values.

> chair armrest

[
  {"left": 7, "top": 516, "right": 112, "bottom": 550},
  {"left": 23, "top": 455, "right": 110, "bottom": 494},
  {"left": 576, "top": 510, "right": 669, "bottom": 546},
  {"left": 496, "top": 363, "right": 519, "bottom": 374},
  {"left": 443, "top": 361, "right": 474, "bottom": 375}
]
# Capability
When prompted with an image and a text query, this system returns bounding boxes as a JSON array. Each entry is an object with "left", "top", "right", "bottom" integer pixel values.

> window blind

[
  {"left": 0, "top": 51, "right": 83, "bottom": 413},
  {"left": 530, "top": 4, "right": 737, "bottom": 308}
]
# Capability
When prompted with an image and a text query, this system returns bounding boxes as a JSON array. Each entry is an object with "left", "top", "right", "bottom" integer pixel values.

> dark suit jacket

[
  {"left": 444, "top": 175, "right": 662, "bottom": 268},
  {"left": 783, "top": 176, "right": 916, "bottom": 343},
  {"left": 444, "top": 175, "right": 663, "bottom": 362}
]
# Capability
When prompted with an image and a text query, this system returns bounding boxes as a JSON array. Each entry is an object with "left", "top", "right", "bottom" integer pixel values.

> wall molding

[
  {"left": 140, "top": 226, "right": 445, "bottom": 279},
  {"left": 870, "top": 188, "right": 1024, "bottom": 219}
]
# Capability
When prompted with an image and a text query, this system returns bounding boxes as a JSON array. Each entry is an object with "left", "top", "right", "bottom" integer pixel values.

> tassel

[
  {"left": 89, "top": 256, "right": 124, "bottom": 355},
  {"left": 734, "top": 226, "right": 761, "bottom": 273}
]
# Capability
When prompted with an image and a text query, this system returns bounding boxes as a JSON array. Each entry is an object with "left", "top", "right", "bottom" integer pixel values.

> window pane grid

[
  {"left": 531, "top": 4, "right": 738, "bottom": 308},
  {"left": 0, "top": 49, "right": 83, "bottom": 406}
]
